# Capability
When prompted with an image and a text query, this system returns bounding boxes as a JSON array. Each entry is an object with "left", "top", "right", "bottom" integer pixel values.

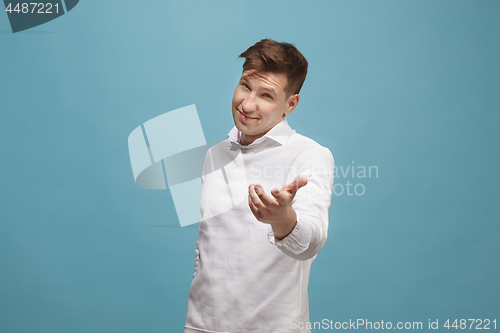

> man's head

[{"left": 232, "top": 39, "right": 308, "bottom": 145}]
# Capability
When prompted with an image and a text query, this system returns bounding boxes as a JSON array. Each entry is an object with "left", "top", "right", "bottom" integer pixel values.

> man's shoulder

[
  {"left": 288, "top": 130, "right": 331, "bottom": 151},
  {"left": 286, "top": 131, "right": 335, "bottom": 165}
]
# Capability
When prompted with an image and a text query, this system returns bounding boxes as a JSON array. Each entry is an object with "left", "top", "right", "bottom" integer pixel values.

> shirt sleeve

[{"left": 267, "top": 146, "right": 335, "bottom": 261}]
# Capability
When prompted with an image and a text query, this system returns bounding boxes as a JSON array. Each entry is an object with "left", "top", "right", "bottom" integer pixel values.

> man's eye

[
  {"left": 242, "top": 83, "right": 250, "bottom": 90},
  {"left": 263, "top": 94, "right": 273, "bottom": 99}
]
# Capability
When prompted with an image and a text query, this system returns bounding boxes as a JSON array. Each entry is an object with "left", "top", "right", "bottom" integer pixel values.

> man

[{"left": 184, "top": 39, "right": 335, "bottom": 333}]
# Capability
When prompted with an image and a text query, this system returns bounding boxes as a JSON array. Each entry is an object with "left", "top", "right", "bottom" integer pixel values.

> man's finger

[
  {"left": 248, "top": 194, "right": 260, "bottom": 216},
  {"left": 254, "top": 185, "right": 279, "bottom": 208},
  {"left": 271, "top": 188, "right": 290, "bottom": 205},
  {"left": 271, "top": 177, "right": 308, "bottom": 204},
  {"left": 248, "top": 184, "right": 266, "bottom": 210},
  {"left": 285, "top": 177, "right": 308, "bottom": 194}
]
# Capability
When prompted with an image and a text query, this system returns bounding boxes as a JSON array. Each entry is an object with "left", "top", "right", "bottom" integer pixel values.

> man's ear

[{"left": 284, "top": 94, "right": 300, "bottom": 116}]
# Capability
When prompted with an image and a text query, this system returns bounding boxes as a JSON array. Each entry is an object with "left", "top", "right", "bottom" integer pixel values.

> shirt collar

[{"left": 227, "top": 117, "right": 293, "bottom": 148}]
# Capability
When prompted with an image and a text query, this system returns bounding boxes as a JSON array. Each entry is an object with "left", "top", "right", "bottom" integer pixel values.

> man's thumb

[{"left": 290, "top": 177, "right": 308, "bottom": 193}]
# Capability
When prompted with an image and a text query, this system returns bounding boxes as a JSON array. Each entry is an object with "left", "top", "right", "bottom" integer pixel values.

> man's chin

[
  {"left": 234, "top": 122, "right": 256, "bottom": 136},
  {"left": 234, "top": 122, "right": 250, "bottom": 134},
  {"left": 234, "top": 117, "right": 249, "bottom": 130}
]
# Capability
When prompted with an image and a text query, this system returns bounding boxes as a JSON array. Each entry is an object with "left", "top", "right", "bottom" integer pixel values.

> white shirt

[{"left": 185, "top": 118, "right": 335, "bottom": 333}]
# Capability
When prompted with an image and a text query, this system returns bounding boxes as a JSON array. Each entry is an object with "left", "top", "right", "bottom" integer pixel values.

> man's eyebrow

[{"left": 261, "top": 86, "right": 277, "bottom": 95}]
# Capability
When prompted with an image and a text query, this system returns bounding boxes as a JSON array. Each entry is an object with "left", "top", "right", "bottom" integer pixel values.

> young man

[{"left": 184, "top": 39, "right": 335, "bottom": 333}]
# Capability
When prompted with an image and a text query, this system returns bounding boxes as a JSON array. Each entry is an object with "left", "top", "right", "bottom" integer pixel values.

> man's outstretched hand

[{"left": 248, "top": 177, "right": 308, "bottom": 240}]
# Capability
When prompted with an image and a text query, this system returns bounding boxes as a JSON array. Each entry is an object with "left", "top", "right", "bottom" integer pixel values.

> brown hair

[{"left": 239, "top": 39, "right": 308, "bottom": 97}]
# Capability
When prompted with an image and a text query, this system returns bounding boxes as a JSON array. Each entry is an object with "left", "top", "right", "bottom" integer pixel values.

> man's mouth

[{"left": 238, "top": 109, "right": 258, "bottom": 121}]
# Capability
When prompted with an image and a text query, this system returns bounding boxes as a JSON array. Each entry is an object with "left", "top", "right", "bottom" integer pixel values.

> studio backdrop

[{"left": 1, "top": 0, "right": 499, "bottom": 332}]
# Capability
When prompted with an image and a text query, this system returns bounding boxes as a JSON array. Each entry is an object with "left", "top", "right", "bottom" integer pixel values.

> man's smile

[{"left": 238, "top": 109, "right": 259, "bottom": 121}]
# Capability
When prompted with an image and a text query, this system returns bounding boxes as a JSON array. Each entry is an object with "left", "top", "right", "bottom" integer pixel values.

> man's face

[{"left": 232, "top": 70, "right": 299, "bottom": 145}]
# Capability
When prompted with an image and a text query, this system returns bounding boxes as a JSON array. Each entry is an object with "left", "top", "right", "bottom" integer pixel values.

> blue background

[{"left": 1, "top": 0, "right": 499, "bottom": 332}]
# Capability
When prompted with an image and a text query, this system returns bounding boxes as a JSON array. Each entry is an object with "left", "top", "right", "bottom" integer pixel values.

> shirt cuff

[{"left": 267, "top": 216, "right": 312, "bottom": 255}]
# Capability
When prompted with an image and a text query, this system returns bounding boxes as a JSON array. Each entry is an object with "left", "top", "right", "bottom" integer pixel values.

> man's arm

[{"left": 249, "top": 146, "right": 335, "bottom": 261}]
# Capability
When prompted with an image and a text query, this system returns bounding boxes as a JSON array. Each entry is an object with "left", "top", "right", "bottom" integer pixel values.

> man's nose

[{"left": 241, "top": 94, "right": 257, "bottom": 111}]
